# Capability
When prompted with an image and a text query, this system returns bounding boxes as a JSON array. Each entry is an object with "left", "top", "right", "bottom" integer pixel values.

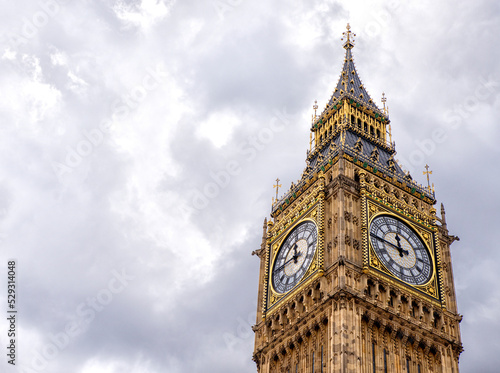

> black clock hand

[
  {"left": 370, "top": 232, "right": 396, "bottom": 247},
  {"left": 274, "top": 256, "right": 297, "bottom": 272},
  {"left": 293, "top": 243, "right": 298, "bottom": 263},
  {"left": 370, "top": 233, "right": 408, "bottom": 257},
  {"left": 274, "top": 250, "right": 302, "bottom": 272},
  {"left": 394, "top": 234, "right": 408, "bottom": 256}
]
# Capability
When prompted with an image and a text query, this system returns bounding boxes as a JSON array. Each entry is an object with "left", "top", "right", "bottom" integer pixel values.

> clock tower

[{"left": 252, "top": 25, "right": 463, "bottom": 373}]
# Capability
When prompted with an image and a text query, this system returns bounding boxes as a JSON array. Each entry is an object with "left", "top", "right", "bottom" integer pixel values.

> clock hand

[
  {"left": 370, "top": 233, "right": 409, "bottom": 256},
  {"left": 293, "top": 243, "right": 298, "bottom": 263},
  {"left": 394, "top": 222, "right": 409, "bottom": 256},
  {"left": 394, "top": 234, "right": 409, "bottom": 257},
  {"left": 370, "top": 233, "right": 397, "bottom": 247},
  {"left": 275, "top": 249, "right": 303, "bottom": 273},
  {"left": 274, "top": 256, "right": 297, "bottom": 272}
]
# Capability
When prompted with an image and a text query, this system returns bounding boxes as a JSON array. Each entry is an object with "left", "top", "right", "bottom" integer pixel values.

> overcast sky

[{"left": 0, "top": 1, "right": 499, "bottom": 372}]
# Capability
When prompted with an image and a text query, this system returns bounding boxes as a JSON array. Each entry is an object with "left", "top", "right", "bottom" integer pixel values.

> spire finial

[
  {"left": 381, "top": 92, "right": 388, "bottom": 115},
  {"left": 342, "top": 23, "right": 355, "bottom": 50},
  {"left": 312, "top": 100, "right": 318, "bottom": 120},
  {"left": 440, "top": 203, "right": 447, "bottom": 227},
  {"left": 273, "top": 178, "right": 282, "bottom": 202},
  {"left": 423, "top": 164, "right": 433, "bottom": 190}
]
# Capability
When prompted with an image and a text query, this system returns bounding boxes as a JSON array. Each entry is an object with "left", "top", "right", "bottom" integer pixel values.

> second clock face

[
  {"left": 272, "top": 220, "right": 318, "bottom": 294},
  {"left": 369, "top": 215, "right": 433, "bottom": 285}
]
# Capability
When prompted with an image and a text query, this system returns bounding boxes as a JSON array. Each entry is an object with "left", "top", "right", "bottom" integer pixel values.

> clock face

[
  {"left": 272, "top": 220, "right": 318, "bottom": 294},
  {"left": 369, "top": 215, "right": 433, "bottom": 285}
]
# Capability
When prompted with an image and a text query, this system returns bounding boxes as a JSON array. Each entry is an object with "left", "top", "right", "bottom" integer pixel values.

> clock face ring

[
  {"left": 369, "top": 214, "right": 433, "bottom": 286},
  {"left": 272, "top": 220, "right": 318, "bottom": 294}
]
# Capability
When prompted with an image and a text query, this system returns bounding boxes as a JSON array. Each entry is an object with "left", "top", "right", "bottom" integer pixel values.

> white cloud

[
  {"left": 67, "top": 71, "right": 89, "bottom": 93},
  {"left": 0, "top": 54, "right": 61, "bottom": 124},
  {"left": 2, "top": 48, "right": 17, "bottom": 61},
  {"left": 0, "top": 1, "right": 499, "bottom": 372},
  {"left": 195, "top": 109, "right": 242, "bottom": 148},
  {"left": 113, "top": 0, "right": 175, "bottom": 31},
  {"left": 80, "top": 356, "right": 154, "bottom": 373},
  {"left": 50, "top": 49, "right": 68, "bottom": 66}
]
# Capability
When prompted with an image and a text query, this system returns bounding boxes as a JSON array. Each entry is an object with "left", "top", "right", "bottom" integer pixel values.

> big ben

[{"left": 252, "top": 25, "right": 463, "bottom": 373}]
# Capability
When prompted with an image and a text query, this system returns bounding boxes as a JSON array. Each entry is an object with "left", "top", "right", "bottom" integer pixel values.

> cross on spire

[
  {"left": 423, "top": 164, "right": 432, "bottom": 189},
  {"left": 342, "top": 23, "right": 356, "bottom": 50},
  {"left": 273, "top": 178, "right": 282, "bottom": 202}
]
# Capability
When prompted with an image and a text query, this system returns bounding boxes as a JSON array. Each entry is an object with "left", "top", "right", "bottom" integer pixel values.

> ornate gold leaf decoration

[{"left": 361, "top": 183, "right": 442, "bottom": 305}]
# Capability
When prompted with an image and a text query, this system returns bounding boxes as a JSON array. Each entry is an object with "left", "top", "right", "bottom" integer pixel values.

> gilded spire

[{"left": 328, "top": 24, "right": 382, "bottom": 113}]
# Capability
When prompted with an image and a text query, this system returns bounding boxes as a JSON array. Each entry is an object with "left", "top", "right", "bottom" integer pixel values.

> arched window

[
  {"left": 384, "top": 349, "right": 388, "bottom": 373},
  {"left": 372, "top": 343, "right": 376, "bottom": 373}
]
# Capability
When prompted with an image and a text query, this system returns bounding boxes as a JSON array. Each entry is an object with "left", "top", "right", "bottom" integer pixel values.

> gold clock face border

[
  {"left": 269, "top": 219, "right": 318, "bottom": 295},
  {"left": 364, "top": 198, "right": 441, "bottom": 302},
  {"left": 368, "top": 211, "right": 435, "bottom": 287},
  {"left": 269, "top": 217, "right": 319, "bottom": 295},
  {"left": 266, "top": 204, "right": 323, "bottom": 313}
]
